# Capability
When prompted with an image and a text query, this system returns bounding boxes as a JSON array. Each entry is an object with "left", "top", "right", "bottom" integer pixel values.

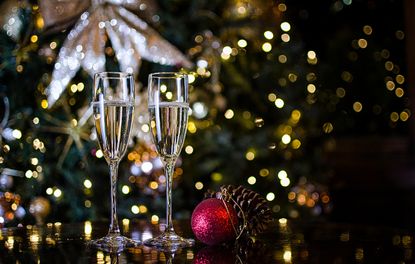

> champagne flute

[
  {"left": 90, "top": 72, "right": 140, "bottom": 253},
  {"left": 144, "top": 72, "right": 195, "bottom": 251}
]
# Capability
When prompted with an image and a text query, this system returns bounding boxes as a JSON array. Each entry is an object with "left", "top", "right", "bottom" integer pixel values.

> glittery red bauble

[{"left": 191, "top": 198, "right": 238, "bottom": 245}]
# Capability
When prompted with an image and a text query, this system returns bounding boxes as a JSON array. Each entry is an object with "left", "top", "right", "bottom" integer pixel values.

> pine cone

[{"left": 205, "top": 185, "right": 274, "bottom": 237}]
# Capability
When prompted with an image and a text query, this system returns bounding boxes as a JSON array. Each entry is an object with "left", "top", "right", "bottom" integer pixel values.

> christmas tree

[{"left": 0, "top": 0, "right": 408, "bottom": 225}]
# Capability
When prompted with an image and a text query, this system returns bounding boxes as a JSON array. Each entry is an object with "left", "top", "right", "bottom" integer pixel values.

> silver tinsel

[{"left": 44, "top": 0, "right": 192, "bottom": 107}]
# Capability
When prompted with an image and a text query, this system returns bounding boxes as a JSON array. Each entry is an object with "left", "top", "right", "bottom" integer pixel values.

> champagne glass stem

[
  {"left": 163, "top": 158, "right": 176, "bottom": 233},
  {"left": 108, "top": 161, "right": 120, "bottom": 235}
]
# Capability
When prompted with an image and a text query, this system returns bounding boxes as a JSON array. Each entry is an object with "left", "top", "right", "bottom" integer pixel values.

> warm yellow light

[
  {"left": 195, "top": 182, "right": 203, "bottom": 190},
  {"left": 95, "top": 149, "right": 103, "bottom": 158},
  {"left": 188, "top": 121, "right": 197, "bottom": 133},
  {"left": 151, "top": 215, "right": 159, "bottom": 224},
  {"left": 83, "top": 179, "right": 92, "bottom": 189},
  {"left": 221, "top": 53, "right": 231, "bottom": 60},
  {"left": 278, "top": 170, "right": 288, "bottom": 179},
  {"left": 12, "top": 129, "right": 22, "bottom": 139},
  {"left": 222, "top": 46, "right": 232, "bottom": 55},
  {"left": 70, "top": 84, "right": 77, "bottom": 93},
  {"left": 395, "top": 88, "right": 404, "bottom": 97},
  {"left": 355, "top": 248, "right": 364, "bottom": 261},
  {"left": 353, "top": 102, "right": 363, "bottom": 112},
  {"left": 288, "top": 73, "right": 297, "bottom": 82},
  {"left": 77, "top": 83, "right": 84, "bottom": 91},
  {"left": 307, "top": 50, "right": 316, "bottom": 60},
  {"left": 390, "top": 112, "right": 399, "bottom": 122},
  {"left": 363, "top": 25, "right": 372, "bottom": 35},
  {"left": 292, "top": 139, "right": 301, "bottom": 149},
  {"left": 341, "top": 71, "right": 353, "bottom": 82},
  {"left": 160, "top": 84, "right": 167, "bottom": 93},
  {"left": 280, "top": 22, "right": 291, "bottom": 32},
  {"left": 122, "top": 185, "right": 130, "bottom": 194},
  {"left": 264, "top": 31, "right": 274, "bottom": 39},
  {"left": 283, "top": 250, "right": 292, "bottom": 262},
  {"left": 224, "top": 109, "right": 234, "bottom": 119},
  {"left": 245, "top": 151, "right": 255, "bottom": 160},
  {"left": 141, "top": 124, "right": 149, "bottom": 133},
  {"left": 188, "top": 74, "right": 196, "bottom": 83},
  {"left": 41, "top": 99, "right": 48, "bottom": 109},
  {"left": 31, "top": 158, "right": 39, "bottom": 166},
  {"left": 280, "top": 178, "right": 290, "bottom": 187},
  {"left": 386, "top": 80, "right": 395, "bottom": 91},
  {"left": 275, "top": 98, "right": 284, "bottom": 108},
  {"left": 400, "top": 111, "right": 409, "bottom": 121},
  {"left": 266, "top": 192, "right": 275, "bottom": 201},
  {"left": 336, "top": 87, "right": 346, "bottom": 97},
  {"left": 149, "top": 181, "right": 158, "bottom": 189},
  {"left": 278, "top": 3, "right": 287, "bottom": 11},
  {"left": 357, "top": 38, "right": 367, "bottom": 48},
  {"left": 30, "top": 35, "right": 38, "bottom": 43},
  {"left": 291, "top": 110, "right": 301, "bottom": 121},
  {"left": 85, "top": 200, "right": 91, "bottom": 208},
  {"left": 139, "top": 205, "right": 148, "bottom": 213},
  {"left": 53, "top": 189, "right": 62, "bottom": 198},
  {"left": 281, "top": 134, "right": 291, "bottom": 144},
  {"left": 385, "top": 61, "right": 394, "bottom": 71},
  {"left": 262, "top": 42, "right": 272, "bottom": 52},
  {"left": 122, "top": 219, "right": 130, "bottom": 227},
  {"left": 185, "top": 145, "right": 194, "bottom": 154},
  {"left": 281, "top": 33, "right": 290, "bottom": 42},
  {"left": 131, "top": 205, "right": 139, "bottom": 214},
  {"left": 255, "top": 170, "right": 267, "bottom": 179},
  {"left": 237, "top": 39, "right": 248, "bottom": 48},
  {"left": 307, "top": 84, "right": 316, "bottom": 93},
  {"left": 247, "top": 176, "right": 256, "bottom": 185},
  {"left": 46, "top": 188, "right": 53, "bottom": 195},
  {"left": 211, "top": 172, "right": 223, "bottom": 182},
  {"left": 323, "top": 122, "right": 334, "bottom": 133},
  {"left": 25, "top": 170, "right": 33, "bottom": 179},
  {"left": 396, "top": 74, "right": 405, "bottom": 84},
  {"left": 84, "top": 221, "right": 92, "bottom": 235},
  {"left": 278, "top": 55, "right": 287, "bottom": 63},
  {"left": 268, "top": 93, "right": 277, "bottom": 102}
]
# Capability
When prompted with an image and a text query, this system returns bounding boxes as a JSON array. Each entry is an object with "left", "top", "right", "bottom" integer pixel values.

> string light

[
  {"left": 237, "top": 39, "right": 248, "bottom": 48},
  {"left": 266, "top": 192, "right": 275, "bottom": 201},
  {"left": 224, "top": 109, "right": 234, "bottom": 119},
  {"left": 247, "top": 176, "right": 256, "bottom": 185},
  {"left": 280, "top": 22, "right": 291, "bottom": 32},
  {"left": 264, "top": 31, "right": 274, "bottom": 39},
  {"left": 195, "top": 182, "right": 203, "bottom": 190}
]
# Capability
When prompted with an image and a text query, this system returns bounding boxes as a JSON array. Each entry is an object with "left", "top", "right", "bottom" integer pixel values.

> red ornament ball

[{"left": 191, "top": 198, "right": 238, "bottom": 245}]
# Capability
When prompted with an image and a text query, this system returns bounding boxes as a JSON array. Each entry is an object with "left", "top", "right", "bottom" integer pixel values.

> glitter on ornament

[{"left": 191, "top": 198, "right": 239, "bottom": 245}]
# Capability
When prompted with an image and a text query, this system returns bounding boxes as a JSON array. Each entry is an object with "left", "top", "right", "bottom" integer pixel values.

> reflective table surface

[{"left": 0, "top": 219, "right": 414, "bottom": 263}]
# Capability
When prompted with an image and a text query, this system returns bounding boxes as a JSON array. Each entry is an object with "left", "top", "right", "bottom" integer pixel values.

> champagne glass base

[
  {"left": 144, "top": 231, "right": 195, "bottom": 252},
  {"left": 88, "top": 234, "right": 140, "bottom": 253}
]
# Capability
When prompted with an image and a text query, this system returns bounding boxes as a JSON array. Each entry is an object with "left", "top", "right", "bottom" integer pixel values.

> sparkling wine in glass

[
  {"left": 144, "top": 72, "right": 195, "bottom": 251},
  {"left": 90, "top": 72, "right": 140, "bottom": 253}
]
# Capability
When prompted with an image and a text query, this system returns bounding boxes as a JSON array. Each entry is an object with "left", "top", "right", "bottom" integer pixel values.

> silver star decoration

[{"left": 46, "top": 0, "right": 192, "bottom": 107}]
